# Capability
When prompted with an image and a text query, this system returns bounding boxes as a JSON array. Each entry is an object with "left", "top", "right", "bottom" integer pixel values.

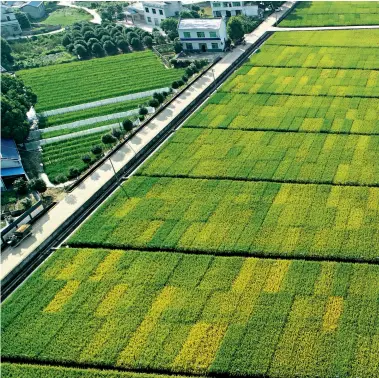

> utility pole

[{"left": 108, "top": 156, "right": 129, "bottom": 197}]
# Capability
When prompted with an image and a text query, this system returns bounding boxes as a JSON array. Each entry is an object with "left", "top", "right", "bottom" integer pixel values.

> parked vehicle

[{"left": 7, "top": 224, "right": 32, "bottom": 248}]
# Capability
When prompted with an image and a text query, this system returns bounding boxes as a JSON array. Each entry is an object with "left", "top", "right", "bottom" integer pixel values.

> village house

[
  {"left": 178, "top": 18, "right": 227, "bottom": 52},
  {"left": 210, "top": 1, "right": 262, "bottom": 18},
  {"left": 0, "top": 4, "right": 22, "bottom": 38},
  {"left": 141, "top": 1, "right": 182, "bottom": 27}
]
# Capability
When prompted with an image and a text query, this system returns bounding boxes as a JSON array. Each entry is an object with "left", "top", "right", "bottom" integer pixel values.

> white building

[
  {"left": 142, "top": 1, "right": 182, "bottom": 27},
  {"left": 0, "top": 5, "right": 22, "bottom": 38},
  {"left": 211, "top": 1, "right": 261, "bottom": 18},
  {"left": 178, "top": 18, "right": 227, "bottom": 52}
]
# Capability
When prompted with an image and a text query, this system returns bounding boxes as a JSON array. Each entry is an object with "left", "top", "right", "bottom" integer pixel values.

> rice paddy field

[
  {"left": 279, "top": 1, "right": 379, "bottom": 27},
  {"left": 2, "top": 23, "right": 379, "bottom": 378},
  {"left": 18, "top": 51, "right": 184, "bottom": 112}
]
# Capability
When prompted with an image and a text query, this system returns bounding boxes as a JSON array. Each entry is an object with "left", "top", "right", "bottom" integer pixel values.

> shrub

[
  {"left": 112, "top": 128, "right": 122, "bottom": 139},
  {"left": 103, "top": 40, "right": 117, "bottom": 55},
  {"left": 174, "top": 40, "right": 183, "bottom": 53},
  {"left": 143, "top": 36, "right": 153, "bottom": 48},
  {"left": 21, "top": 197, "right": 32, "bottom": 210},
  {"left": 131, "top": 38, "right": 141, "bottom": 50},
  {"left": 92, "top": 42, "right": 105, "bottom": 57},
  {"left": 139, "top": 106, "right": 148, "bottom": 116},
  {"left": 13, "top": 178, "right": 28, "bottom": 195},
  {"left": 101, "top": 133, "right": 117, "bottom": 144},
  {"left": 68, "top": 167, "right": 80, "bottom": 179},
  {"left": 29, "top": 178, "right": 47, "bottom": 194},
  {"left": 117, "top": 39, "right": 129, "bottom": 52},
  {"left": 177, "top": 79, "right": 185, "bottom": 87},
  {"left": 139, "top": 115, "right": 145, "bottom": 121},
  {"left": 182, "top": 75, "right": 188, "bottom": 82},
  {"left": 91, "top": 145, "right": 103, "bottom": 156},
  {"left": 186, "top": 66, "right": 194, "bottom": 76},
  {"left": 149, "top": 98, "right": 160, "bottom": 108},
  {"left": 172, "top": 81, "right": 179, "bottom": 89},
  {"left": 122, "top": 119, "right": 134, "bottom": 134},
  {"left": 74, "top": 44, "right": 88, "bottom": 59},
  {"left": 54, "top": 174, "right": 67, "bottom": 184},
  {"left": 82, "top": 154, "right": 92, "bottom": 165}
]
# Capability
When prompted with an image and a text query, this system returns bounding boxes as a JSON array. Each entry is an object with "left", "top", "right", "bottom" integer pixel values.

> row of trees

[
  {"left": 61, "top": 22, "right": 155, "bottom": 59},
  {"left": 13, "top": 177, "right": 46, "bottom": 196}
]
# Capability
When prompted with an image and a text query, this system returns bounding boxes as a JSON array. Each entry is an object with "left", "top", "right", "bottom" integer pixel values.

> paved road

[{"left": 1, "top": 2, "right": 296, "bottom": 283}]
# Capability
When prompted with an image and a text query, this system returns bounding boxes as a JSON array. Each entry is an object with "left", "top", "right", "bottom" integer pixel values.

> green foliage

[
  {"left": 82, "top": 154, "right": 92, "bottom": 165},
  {"left": 14, "top": 11, "right": 30, "bottom": 30},
  {"left": 122, "top": 118, "right": 134, "bottom": 133},
  {"left": 18, "top": 51, "right": 184, "bottom": 112},
  {"left": 280, "top": 1, "right": 379, "bottom": 27},
  {"left": 139, "top": 106, "right": 148, "bottom": 116},
  {"left": 21, "top": 197, "right": 32, "bottom": 210},
  {"left": 29, "top": 178, "right": 47, "bottom": 194},
  {"left": 102, "top": 133, "right": 117, "bottom": 144},
  {"left": 1, "top": 38, "right": 14, "bottom": 70},
  {"left": 227, "top": 16, "right": 245, "bottom": 42},
  {"left": 13, "top": 178, "right": 28, "bottom": 195},
  {"left": 1, "top": 75, "right": 37, "bottom": 142},
  {"left": 160, "top": 18, "right": 178, "bottom": 35},
  {"left": 2, "top": 248, "right": 379, "bottom": 377},
  {"left": 143, "top": 36, "right": 153, "bottom": 48}
]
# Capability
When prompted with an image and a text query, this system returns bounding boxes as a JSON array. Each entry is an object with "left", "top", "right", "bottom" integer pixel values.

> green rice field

[
  {"left": 279, "top": 1, "right": 379, "bottom": 27},
  {"left": 2, "top": 23, "right": 379, "bottom": 378}
]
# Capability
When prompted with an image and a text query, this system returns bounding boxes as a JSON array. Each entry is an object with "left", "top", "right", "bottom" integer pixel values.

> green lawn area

[{"left": 39, "top": 6, "right": 91, "bottom": 27}]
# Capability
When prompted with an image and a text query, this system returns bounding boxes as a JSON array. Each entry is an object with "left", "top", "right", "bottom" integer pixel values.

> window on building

[
  {"left": 235, "top": 9, "right": 241, "bottom": 15},
  {"left": 213, "top": 2, "right": 221, "bottom": 7},
  {"left": 152, "top": 8, "right": 156, "bottom": 14},
  {"left": 145, "top": 7, "right": 149, "bottom": 12},
  {"left": 197, "top": 32, "right": 205, "bottom": 38},
  {"left": 214, "top": 10, "right": 222, "bottom": 17},
  {"left": 147, "top": 16, "right": 152, "bottom": 22},
  {"left": 159, "top": 9, "right": 163, "bottom": 15},
  {"left": 232, "top": 2, "right": 241, "bottom": 6},
  {"left": 6, "top": 16, "right": 11, "bottom": 21},
  {"left": 183, "top": 31, "right": 191, "bottom": 38},
  {"left": 186, "top": 43, "right": 193, "bottom": 50},
  {"left": 209, "top": 31, "right": 217, "bottom": 38},
  {"left": 211, "top": 43, "right": 218, "bottom": 49}
]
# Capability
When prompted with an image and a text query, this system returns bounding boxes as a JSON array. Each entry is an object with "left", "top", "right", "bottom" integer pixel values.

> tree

[
  {"left": 1, "top": 38, "right": 14, "bottom": 71},
  {"left": 116, "top": 39, "right": 129, "bottom": 52},
  {"left": 174, "top": 40, "right": 183, "bottom": 54},
  {"left": 91, "top": 145, "right": 103, "bottom": 157},
  {"left": 15, "top": 11, "right": 31, "bottom": 29},
  {"left": 227, "top": 16, "right": 244, "bottom": 42},
  {"left": 130, "top": 38, "right": 141, "bottom": 50},
  {"left": 103, "top": 40, "right": 117, "bottom": 55},
  {"left": 180, "top": 10, "right": 200, "bottom": 18},
  {"left": 54, "top": 174, "right": 67, "bottom": 184},
  {"left": 84, "top": 31, "right": 97, "bottom": 41},
  {"left": 102, "top": 133, "right": 117, "bottom": 145},
  {"left": 112, "top": 128, "right": 122, "bottom": 139},
  {"left": 21, "top": 197, "right": 32, "bottom": 210},
  {"left": 160, "top": 18, "right": 178, "bottom": 34},
  {"left": 82, "top": 154, "right": 92, "bottom": 165},
  {"left": 139, "top": 106, "right": 148, "bottom": 116},
  {"left": 126, "top": 31, "right": 138, "bottom": 43},
  {"left": 87, "top": 37, "right": 100, "bottom": 47},
  {"left": 1, "top": 75, "right": 37, "bottom": 142},
  {"left": 74, "top": 44, "right": 89, "bottom": 59},
  {"left": 153, "top": 92, "right": 165, "bottom": 104},
  {"left": 92, "top": 42, "right": 105, "bottom": 57},
  {"left": 143, "top": 36, "right": 153, "bottom": 48},
  {"left": 167, "top": 30, "right": 178, "bottom": 41},
  {"left": 122, "top": 119, "right": 134, "bottom": 134},
  {"left": 148, "top": 98, "right": 159, "bottom": 108},
  {"left": 29, "top": 178, "right": 47, "bottom": 195},
  {"left": 62, "top": 34, "right": 72, "bottom": 47},
  {"left": 13, "top": 178, "right": 28, "bottom": 195}
]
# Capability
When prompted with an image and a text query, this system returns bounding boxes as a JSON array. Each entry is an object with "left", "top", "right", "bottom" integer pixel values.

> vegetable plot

[
  {"left": 138, "top": 128, "right": 379, "bottom": 186},
  {"left": 2, "top": 248, "right": 379, "bottom": 377},
  {"left": 69, "top": 176, "right": 379, "bottom": 261},
  {"left": 18, "top": 51, "right": 184, "bottom": 112}
]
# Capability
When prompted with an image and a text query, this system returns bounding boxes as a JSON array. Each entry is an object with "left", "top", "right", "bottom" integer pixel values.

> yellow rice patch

[
  {"left": 322, "top": 296, "right": 344, "bottom": 331},
  {"left": 44, "top": 280, "right": 80, "bottom": 313}
]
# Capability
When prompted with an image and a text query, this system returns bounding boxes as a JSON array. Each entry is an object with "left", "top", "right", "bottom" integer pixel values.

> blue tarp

[
  {"left": 1, "top": 166, "right": 25, "bottom": 177},
  {"left": 1, "top": 139, "right": 20, "bottom": 160}
]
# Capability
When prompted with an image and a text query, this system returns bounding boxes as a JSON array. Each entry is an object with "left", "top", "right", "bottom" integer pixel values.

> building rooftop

[
  {"left": 20, "top": 1, "right": 43, "bottom": 8},
  {"left": 1, "top": 138, "right": 20, "bottom": 161},
  {"left": 179, "top": 18, "right": 223, "bottom": 30}
]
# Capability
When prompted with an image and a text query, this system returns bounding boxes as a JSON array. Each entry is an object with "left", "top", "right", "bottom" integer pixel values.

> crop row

[
  {"left": 42, "top": 131, "right": 111, "bottom": 180},
  {"left": 2, "top": 248, "right": 379, "bottom": 377},
  {"left": 2, "top": 363, "right": 189, "bottom": 378},
  {"left": 185, "top": 93, "right": 379, "bottom": 135},
  {"left": 267, "top": 29, "right": 379, "bottom": 48},
  {"left": 280, "top": 1, "right": 379, "bottom": 27},
  {"left": 44, "top": 96, "right": 151, "bottom": 127},
  {"left": 18, "top": 51, "right": 183, "bottom": 111},
  {"left": 249, "top": 45, "right": 379, "bottom": 70},
  {"left": 138, "top": 128, "right": 379, "bottom": 186},
  {"left": 69, "top": 176, "right": 379, "bottom": 261},
  {"left": 223, "top": 66, "right": 379, "bottom": 98}
]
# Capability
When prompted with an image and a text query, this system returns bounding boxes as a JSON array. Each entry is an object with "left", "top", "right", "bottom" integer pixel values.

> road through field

[{"left": 0, "top": 1, "right": 297, "bottom": 287}]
